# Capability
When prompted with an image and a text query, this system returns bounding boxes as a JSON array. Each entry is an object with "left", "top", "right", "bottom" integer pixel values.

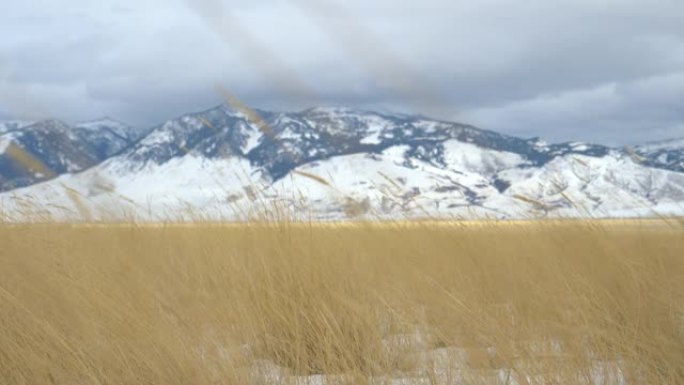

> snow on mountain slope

[
  {"left": 96, "top": 104, "right": 548, "bottom": 184},
  {"left": 636, "top": 137, "right": 684, "bottom": 173},
  {"left": 238, "top": 120, "right": 264, "bottom": 154},
  {"left": 118, "top": 105, "right": 272, "bottom": 173},
  {"left": 0, "top": 120, "right": 103, "bottom": 191},
  {"left": 0, "top": 148, "right": 506, "bottom": 221},
  {"left": 267, "top": 146, "right": 504, "bottom": 219},
  {"left": 0, "top": 118, "right": 142, "bottom": 192},
  {"left": 3, "top": 145, "right": 682, "bottom": 222},
  {"left": 74, "top": 118, "right": 142, "bottom": 158},
  {"left": 0, "top": 155, "right": 267, "bottom": 221},
  {"left": 500, "top": 152, "right": 684, "bottom": 217},
  {"left": 441, "top": 140, "right": 528, "bottom": 177},
  {"left": 264, "top": 149, "right": 684, "bottom": 220},
  {"left": 0, "top": 105, "right": 682, "bottom": 221},
  {"left": 0, "top": 132, "right": 16, "bottom": 153},
  {"left": 97, "top": 155, "right": 263, "bottom": 205},
  {"left": 0, "top": 120, "right": 33, "bottom": 134}
]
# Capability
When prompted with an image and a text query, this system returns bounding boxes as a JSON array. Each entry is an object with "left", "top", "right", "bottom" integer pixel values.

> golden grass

[{"left": 1, "top": 220, "right": 683, "bottom": 384}]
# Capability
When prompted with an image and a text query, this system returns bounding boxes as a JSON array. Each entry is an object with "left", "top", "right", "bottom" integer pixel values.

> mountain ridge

[
  {"left": 0, "top": 118, "right": 143, "bottom": 191},
  {"left": 0, "top": 105, "right": 682, "bottom": 221}
]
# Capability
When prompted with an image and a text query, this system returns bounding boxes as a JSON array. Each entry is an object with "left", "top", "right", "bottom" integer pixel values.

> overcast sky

[{"left": 0, "top": 0, "right": 683, "bottom": 145}]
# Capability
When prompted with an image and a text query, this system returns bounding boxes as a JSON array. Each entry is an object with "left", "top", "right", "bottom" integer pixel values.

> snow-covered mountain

[
  {"left": 89, "top": 105, "right": 615, "bottom": 178},
  {"left": 0, "top": 120, "right": 33, "bottom": 134},
  {"left": 635, "top": 137, "right": 684, "bottom": 173},
  {"left": 0, "top": 106, "right": 682, "bottom": 221},
  {"left": 0, "top": 118, "right": 142, "bottom": 191}
]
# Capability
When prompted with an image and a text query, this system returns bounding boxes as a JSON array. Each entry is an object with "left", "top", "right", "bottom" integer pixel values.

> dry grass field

[{"left": 1, "top": 219, "right": 684, "bottom": 384}]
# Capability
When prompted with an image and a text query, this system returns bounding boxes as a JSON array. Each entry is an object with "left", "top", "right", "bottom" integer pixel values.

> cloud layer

[{"left": 1, "top": 0, "right": 683, "bottom": 144}]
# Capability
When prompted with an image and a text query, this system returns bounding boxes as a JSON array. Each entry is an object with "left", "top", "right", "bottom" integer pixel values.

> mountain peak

[{"left": 23, "top": 119, "right": 72, "bottom": 132}]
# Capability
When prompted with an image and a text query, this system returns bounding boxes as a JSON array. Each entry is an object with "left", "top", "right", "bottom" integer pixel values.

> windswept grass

[{"left": 1, "top": 220, "right": 683, "bottom": 384}]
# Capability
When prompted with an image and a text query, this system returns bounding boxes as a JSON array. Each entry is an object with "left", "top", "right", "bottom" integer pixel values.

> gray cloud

[
  {"left": 465, "top": 71, "right": 684, "bottom": 145},
  {"left": 0, "top": 0, "right": 682, "bottom": 144}
]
